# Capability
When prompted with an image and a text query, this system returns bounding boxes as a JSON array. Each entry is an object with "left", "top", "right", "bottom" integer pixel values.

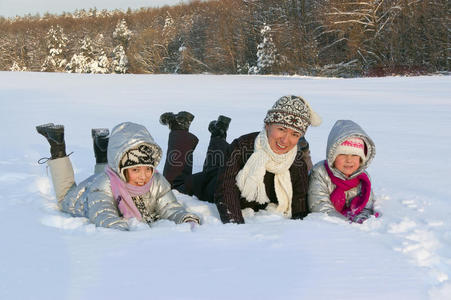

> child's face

[
  {"left": 126, "top": 166, "right": 153, "bottom": 186},
  {"left": 333, "top": 154, "right": 361, "bottom": 177},
  {"left": 265, "top": 124, "right": 301, "bottom": 154}
]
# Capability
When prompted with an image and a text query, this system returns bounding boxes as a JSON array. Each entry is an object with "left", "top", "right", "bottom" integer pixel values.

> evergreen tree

[
  {"left": 111, "top": 45, "right": 128, "bottom": 73},
  {"left": 113, "top": 19, "right": 133, "bottom": 48},
  {"left": 93, "top": 49, "right": 110, "bottom": 74},
  {"left": 10, "top": 61, "right": 27, "bottom": 71},
  {"left": 111, "top": 19, "right": 132, "bottom": 74},
  {"left": 66, "top": 36, "right": 93, "bottom": 73},
  {"left": 250, "top": 24, "right": 278, "bottom": 74},
  {"left": 66, "top": 35, "right": 110, "bottom": 73},
  {"left": 90, "top": 34, "right": 110, "bottom": 74},
  {"left": 41, "top": 25, "right": 68, "bottom": 72}
]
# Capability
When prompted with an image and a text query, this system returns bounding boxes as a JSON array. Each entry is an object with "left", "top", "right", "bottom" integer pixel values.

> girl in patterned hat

[
  {"left": 36, "top": 121, "right": 200, "bottom": 230},
  {"left": 160, "top": 95, "right": 321, "bottom": 224},
  {"left": 308, "top": 120, "right": 378, "bottom": 223}
]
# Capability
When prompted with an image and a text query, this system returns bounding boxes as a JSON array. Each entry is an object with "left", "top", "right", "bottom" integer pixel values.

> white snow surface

[{"left": 0, "top": 72, "right": 450, "bottom": 299}]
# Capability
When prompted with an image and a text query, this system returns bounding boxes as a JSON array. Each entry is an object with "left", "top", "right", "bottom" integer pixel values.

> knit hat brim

[
  {"left": 334, "top": 137, "right": 366, "bottom": 162},
  {"left": 119, "top": 143, "right": 161, "bottom": 179}
]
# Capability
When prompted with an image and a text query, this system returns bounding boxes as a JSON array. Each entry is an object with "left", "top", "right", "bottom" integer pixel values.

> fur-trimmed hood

[
  {"left": 107, "top": 122, "right": 162, "bottom": 182},
  {"left": 326, "top": 120, "right": 376, "bottom": 180}
]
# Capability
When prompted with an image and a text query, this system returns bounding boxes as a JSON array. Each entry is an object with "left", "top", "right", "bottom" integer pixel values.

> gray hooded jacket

[
  {"left": 308, "top": 120, "right": 376, "bottom": 221},
  {"left": 60, "top": 122, "right": 199, "bottom": 230}
]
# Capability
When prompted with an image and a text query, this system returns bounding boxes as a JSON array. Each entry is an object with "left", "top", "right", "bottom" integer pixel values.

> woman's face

[
  {"left": 126, "top": 166, "right": 153, "bottom": 186},
  {"left": 266, "top": 124, "right": 302, "bottom": 154},
  {"left": 333, "top": 154, "right": 361, "bottom": 177}
]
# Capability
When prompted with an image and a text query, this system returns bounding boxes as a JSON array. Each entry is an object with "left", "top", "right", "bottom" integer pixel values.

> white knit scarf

[{"left": 235, "top": 130, "right": 297, "bottom": 217}]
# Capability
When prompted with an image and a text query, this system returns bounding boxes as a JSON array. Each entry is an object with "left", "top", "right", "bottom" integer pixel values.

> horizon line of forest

[{"left": 1, "top": 0, "right": 449, "bottom": 77}]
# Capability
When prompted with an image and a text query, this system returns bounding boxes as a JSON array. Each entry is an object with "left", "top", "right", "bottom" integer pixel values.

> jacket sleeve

[
  {"left": 86, "top": 179, "right": 129, "bottom": 231},
  {"left": 307, "top": 163, "right": 348, "bottom": 221},
  {"left": 214, "top": 137, "right": 246, "bottom": 224},
  {"left": 154, "top": 174, "right": 201, "bottom": 224}
]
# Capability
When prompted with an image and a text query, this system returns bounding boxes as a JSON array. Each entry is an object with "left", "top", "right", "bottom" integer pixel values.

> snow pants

[
  {"left": 48, "top": 157, "right": 76, "bottom": 206},
  {"left": 162, "top": 130, "right": 230, "bottom": 203}
]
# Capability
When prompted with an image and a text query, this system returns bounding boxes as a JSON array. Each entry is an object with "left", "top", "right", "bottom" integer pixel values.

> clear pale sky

[{"left": 0, "top": 0, "right": 189, "bottom": 18}]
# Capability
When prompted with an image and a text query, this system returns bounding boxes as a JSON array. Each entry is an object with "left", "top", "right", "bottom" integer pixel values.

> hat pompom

[
  {"left": 310, "top": 110, "right": 322, "bottom": 126},
  {"left": 302, "top": 98, "right": 322, "bottom": 127}
]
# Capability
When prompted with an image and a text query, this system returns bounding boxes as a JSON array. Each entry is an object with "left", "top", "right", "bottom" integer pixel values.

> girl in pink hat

[{"left": 308, "top": 120, "right": 378, "bottom": 223}]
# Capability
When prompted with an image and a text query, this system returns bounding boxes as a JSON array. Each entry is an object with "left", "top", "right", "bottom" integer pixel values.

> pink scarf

[
  {"left": 324, "top": 161, "right": 371, "bottom": 220},
  {"left": 105, "top": 166, "right": 153, "bottom": 221}
]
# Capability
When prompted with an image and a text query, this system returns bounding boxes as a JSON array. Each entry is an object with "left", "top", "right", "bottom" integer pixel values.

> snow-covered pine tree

[
  {"left": 66, "top": 35, "right": 110, "bottom": 74},
  {"left": 111, "top": 19, "right": 132, "bottom": 74},
  {"left": 92, "top": 49, "right": 110, "bottom": 74},
  {"left": 41, "top": 25, "right": 69, "bottom": 72},
  {"left": 113, "top": 19, "right": 133, "bottom": 49},
  {"left": 91, "top": 34, "right": 110, "bottom": 74},
  {"left": 10, "top": 61, "right": 27, "bottom": 72},
  {"left": 66, "top": 54, "right": 87, "bottom": 73},
  {"left": 111, "top": 45, "right": 128, "bottom": 74},
  {"left": 66, "top": 36, "right": 93, "bottom": 73},
  {"left": 250, "top": 24, "right": 278, "bottom": 75}
]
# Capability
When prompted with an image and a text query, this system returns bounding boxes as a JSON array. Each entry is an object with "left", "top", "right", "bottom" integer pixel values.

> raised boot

[
  {"left": 36, "top": 123, "right": 74, "bottom": 205},
  {"left": 174, "top": 111, "right": 195, "bottom": 131},
  {"left": 91, "top": 128, "right": 109, "bottom": 164},
  {"left": 160, "top": 112, "right": 176, "bottom": 127},
  {"left": 160, "top": 111, "right": 195, "bottom": 131},
  {"left": 36, "top": 123, "right": 66, "bottom": 159},
  {"left": 208, "top": 115, "right": 231, "bottom": 139}
]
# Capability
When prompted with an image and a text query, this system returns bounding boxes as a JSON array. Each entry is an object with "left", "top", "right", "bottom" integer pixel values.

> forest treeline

[{"left": 0, "top": 0, "right": 449, "bottom": 77}]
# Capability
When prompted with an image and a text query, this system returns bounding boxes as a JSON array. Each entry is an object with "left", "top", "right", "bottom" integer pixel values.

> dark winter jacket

[{"left": 215, "top": 132, "right": 309, "bottom": 224}]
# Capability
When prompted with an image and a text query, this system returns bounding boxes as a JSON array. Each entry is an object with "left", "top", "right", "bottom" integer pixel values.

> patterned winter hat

[
  {"left": 264, "top": 95, "right": 322, "bottom": 135},
  {"left": 119, "top": 143, "right": 161, "bottom": 178},
  {"left": 335, "top": 137, "right": 366, "bottom": 162}
]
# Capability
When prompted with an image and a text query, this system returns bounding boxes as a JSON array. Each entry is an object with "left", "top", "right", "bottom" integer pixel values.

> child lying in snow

[
  {"left": 36, "top": 121, "right": 200, "bottom": 230},
  {"left": 308, "top": 120, "right": 379, "bottom": 223}
]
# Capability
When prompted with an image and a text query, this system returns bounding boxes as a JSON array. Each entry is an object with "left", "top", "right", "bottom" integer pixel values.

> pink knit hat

[{"left": 335, "top": 137, "right": 366, "bottom": 162}]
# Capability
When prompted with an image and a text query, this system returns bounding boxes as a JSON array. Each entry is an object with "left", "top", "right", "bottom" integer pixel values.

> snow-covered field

[{"left": 0, "top": 72, "right": 450, "bottom": 300}]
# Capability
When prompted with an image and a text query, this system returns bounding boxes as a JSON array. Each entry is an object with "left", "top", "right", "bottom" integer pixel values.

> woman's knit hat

[
  {"left": 264, "top": 95, "right": 322, "bottom": 134},
  {"left": 335, "top": 137, "right": 366, "bottom": 162},
  {"left": 119, "top": 143, "right": 161, "bottom": 179}
]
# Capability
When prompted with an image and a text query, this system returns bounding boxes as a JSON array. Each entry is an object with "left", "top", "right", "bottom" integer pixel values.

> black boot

[
  {"left": 91, "top": 128, "right": 109, "bottom": 164},
  {"left": 208, "top": 115, "right": 231, "bottom": 139},
  {"left": 160, "top": 111, "right": 195, "bottom": 131},
  {"left": 36, "top": 123, "right": 66, "bottom": 159}
]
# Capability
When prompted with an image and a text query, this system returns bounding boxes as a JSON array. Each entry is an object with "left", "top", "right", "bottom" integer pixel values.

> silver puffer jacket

[
  {"left": 61, "top": 122, "right": 200, "bottom": 230},
  {"left": 308, "top": 120, "right": 376, "bottom": 221}
]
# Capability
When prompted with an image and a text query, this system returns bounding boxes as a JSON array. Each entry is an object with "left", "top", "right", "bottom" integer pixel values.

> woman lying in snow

[
  {"left": 36, "top": 121, "right": 200, "bottom": 230},
  {"left": 308, "top": 120, "right": 379, "bottom": 223},
  {"left": 160, "top": 95, "right": 321, "bottom": 224}
]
